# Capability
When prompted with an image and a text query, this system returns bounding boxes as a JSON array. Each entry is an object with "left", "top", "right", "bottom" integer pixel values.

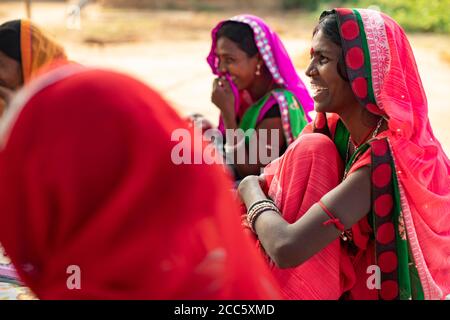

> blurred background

[{"left": 1, "top": 0, "right": 449, "bottom": 153}]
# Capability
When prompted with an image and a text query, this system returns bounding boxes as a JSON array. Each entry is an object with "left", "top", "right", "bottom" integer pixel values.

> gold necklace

[
  {"left": 340, "top": 117, "right": 385, "bottom": 242},
  {"left": 345, "top": 117, "right": 384, "bottom": 169}
]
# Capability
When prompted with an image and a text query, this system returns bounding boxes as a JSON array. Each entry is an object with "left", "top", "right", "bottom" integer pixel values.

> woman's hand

[
  {"left": 238, "top": 175, "right": 268, "bottom": 208},
  {"left": 237, "top": 175, "right": 259, "bottom": 195},
  {"left": 211, "top": 77, "right": 235, "bottom": 117}
]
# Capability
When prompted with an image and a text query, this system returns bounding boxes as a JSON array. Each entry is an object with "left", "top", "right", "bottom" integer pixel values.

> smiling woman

[
  {"left": 205, "top": 15, "right": 314, "bottom": 180},
  {"left": 238, "top": 8, "right": 450, "bottom": 300}
]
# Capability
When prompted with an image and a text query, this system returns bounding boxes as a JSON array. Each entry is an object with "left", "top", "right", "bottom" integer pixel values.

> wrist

[
  {"left": 246, "top": 199, "right": 281, "bottom": 233},
  {"left": 221, "top": 108, "right": 236, "bottom": 122}
]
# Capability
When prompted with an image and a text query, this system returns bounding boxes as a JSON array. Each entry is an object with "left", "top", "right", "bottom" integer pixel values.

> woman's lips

[{"left": 311, "top": 84, "right": 329, "bottom": 100}]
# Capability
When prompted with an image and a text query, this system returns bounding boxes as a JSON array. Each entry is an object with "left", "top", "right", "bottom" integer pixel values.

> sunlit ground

[{"left": 1, "top": 1, "right": 449, "bottom": 154}]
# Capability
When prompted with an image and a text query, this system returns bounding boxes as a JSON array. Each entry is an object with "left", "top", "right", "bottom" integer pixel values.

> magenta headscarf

[{"left": 207, "top": 14, "right": 314, "bottom": 134}]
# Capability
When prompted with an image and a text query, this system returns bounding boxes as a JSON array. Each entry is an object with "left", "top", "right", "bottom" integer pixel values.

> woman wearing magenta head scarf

[{"left": 206, "top": 15, "right": 313, "bottom": 180}]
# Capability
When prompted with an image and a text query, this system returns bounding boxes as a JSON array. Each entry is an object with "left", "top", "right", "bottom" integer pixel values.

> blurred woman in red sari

[
  {"left": 0, "top": 18, "right": 66, "bottom": 299},
  {"left": 0, "top": 64, "right": 281, "bottom": 299}
]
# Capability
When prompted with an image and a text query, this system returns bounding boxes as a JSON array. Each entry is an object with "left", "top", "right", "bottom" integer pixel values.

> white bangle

[{"left": 224, "top": 137, "right": 245, "bottom": 153}]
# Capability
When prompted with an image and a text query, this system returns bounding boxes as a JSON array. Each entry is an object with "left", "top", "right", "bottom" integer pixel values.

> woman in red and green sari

[
  {"left": 206, "top": 15, "right": 313, "bottom": 180},
  {"left": 238, "top": 9, "right": 450, "bottom": 300}
]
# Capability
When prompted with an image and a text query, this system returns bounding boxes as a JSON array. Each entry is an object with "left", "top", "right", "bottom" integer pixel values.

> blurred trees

[{"left": 96, "top": 0, "right": 450, "bottom": 33}]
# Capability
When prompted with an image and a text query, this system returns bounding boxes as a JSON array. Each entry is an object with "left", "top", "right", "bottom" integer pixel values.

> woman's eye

[{"left": 319, "top": 56, "right": 329, "bottom": 64}]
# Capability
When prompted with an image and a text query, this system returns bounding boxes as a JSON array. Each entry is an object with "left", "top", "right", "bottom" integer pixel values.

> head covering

[
  {"left": 0, "top": 20, "right": 21, "bottom": 62},
  {"left": 0, "top": 64, "right": 282, "bottom": 299},
  {"left": 312, "top": 8, "right": 450, "bottom": 300},
  {"left": 207, "top": 14, "right": 314, "bottom": 141},
  {"left": 20, "top": 19, "right": 66, "bottom": 84}
]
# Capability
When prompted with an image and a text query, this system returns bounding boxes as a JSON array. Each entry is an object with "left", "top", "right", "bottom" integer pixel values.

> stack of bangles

[{"left": 246, "top": 199, "right": 281, "bottom": 233}]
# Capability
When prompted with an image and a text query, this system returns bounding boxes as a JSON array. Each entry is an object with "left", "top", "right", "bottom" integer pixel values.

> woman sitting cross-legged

[{"left": 238, "top": 9, "right": 450, "bottom": 300}]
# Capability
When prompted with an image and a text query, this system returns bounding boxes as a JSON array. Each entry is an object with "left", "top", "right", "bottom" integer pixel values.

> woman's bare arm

[{"left": 238, "top": 166, "right": 371, "bottom": 268}]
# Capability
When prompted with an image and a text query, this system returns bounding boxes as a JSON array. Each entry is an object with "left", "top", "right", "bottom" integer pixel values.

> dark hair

[
  {"left": 0, "top": 20, "right": 21, "bottom": 63},
  {"left": 313, "top": 11, "right": 348, "bottom": 81},
  {"left": 216, "top": 21, "right": 258, "bottom": 57}
]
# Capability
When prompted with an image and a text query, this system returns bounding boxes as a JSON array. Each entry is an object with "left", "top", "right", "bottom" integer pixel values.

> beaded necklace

[{"left": 343, "top": 117, "right": 384, "bottom": 180}]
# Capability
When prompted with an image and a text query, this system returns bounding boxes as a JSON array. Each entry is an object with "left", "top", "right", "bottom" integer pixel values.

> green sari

[{"left": 239, "top": 88, "right": 309, "bottom": 146}]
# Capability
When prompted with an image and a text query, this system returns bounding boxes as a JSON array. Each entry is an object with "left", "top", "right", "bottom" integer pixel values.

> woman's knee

[{"left": 292, "top": 133, "right": 338, "bottom": 157}]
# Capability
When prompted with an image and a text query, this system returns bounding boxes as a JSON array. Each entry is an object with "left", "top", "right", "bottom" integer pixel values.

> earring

[{"left": 255, "top": 64, "right": 261, "bottom": 76}]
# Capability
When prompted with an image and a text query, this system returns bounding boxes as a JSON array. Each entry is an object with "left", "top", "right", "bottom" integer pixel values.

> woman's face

[
  {"left": 0, "top": 50, "right": 22, "bottom": 90},
  {"left": 0, "top": 50, "right": 22, "bottom": 116},
  {"left": 215, "top": 36, "right": 259, "bottom": 91},
  {"left": 305, "top": 29, "right": 357, "bottom": 114}
]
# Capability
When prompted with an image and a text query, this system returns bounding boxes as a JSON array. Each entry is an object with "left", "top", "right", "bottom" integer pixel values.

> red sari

[
  {"left": 258, "top": 8, "right": 450, "bottom": 300},
  {"left": 0, "top": 64, "right": 282, "bottom": 299}
]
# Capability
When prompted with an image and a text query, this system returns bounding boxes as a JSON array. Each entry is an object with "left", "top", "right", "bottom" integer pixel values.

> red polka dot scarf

[{"left": 314, "top": 8, "right": 450, "bottom": 300}]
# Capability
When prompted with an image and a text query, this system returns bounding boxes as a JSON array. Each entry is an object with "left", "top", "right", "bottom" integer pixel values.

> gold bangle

[{"left": 247, "top": 202, "right": 281, "bottom": 233}]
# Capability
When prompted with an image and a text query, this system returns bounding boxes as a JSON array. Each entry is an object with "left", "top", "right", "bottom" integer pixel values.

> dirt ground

[{"left": 1, "top": 1, "right": 449, "bottom": 153}]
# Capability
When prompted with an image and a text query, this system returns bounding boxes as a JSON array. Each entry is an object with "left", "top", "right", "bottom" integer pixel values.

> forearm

[
  {"left": 240, "top": 176, "right": 268, "bottom": 207},
  {"left": 253, "top": 209, "right": 294, "bottom": 267},
  {"left": 254, "top": 203, "right": 341, "bottom": 268},
  {"left": 239, "top": 177, "right": 342, "bottom": 268},
  {"left": 246, "top": 168, "right": 372, "bottom": 269},
  {"left": 221, "top": 110, "right": 237, "bottom": 130},
  {"left": 239, "top": 177, "right": 293, "bottom": 267}
]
